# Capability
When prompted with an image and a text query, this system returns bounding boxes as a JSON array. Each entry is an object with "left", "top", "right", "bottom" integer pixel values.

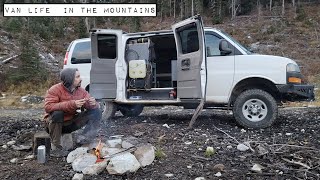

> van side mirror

[{"left": 219, "top": 40, "right": 232, "bottom": 56}]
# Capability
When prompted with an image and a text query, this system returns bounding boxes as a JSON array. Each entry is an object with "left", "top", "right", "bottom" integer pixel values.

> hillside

[{"left": 0, "top": 3, "right": 319, "bottom": 105}]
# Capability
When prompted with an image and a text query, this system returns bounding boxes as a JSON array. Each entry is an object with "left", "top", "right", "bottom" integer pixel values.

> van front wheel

[
  {"left": 99, "top": 100, "right": 117, "bottom": 120},
  {"left": 119, "top": 104, "right": 144, "bottom": 117},
  {"left": 233, "top": 89, "right": 278, "bottom": 129}
]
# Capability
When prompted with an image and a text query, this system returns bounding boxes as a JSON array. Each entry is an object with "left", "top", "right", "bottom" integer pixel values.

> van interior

[{"left": 125, "top": 34, "right": 178, "bottom": 100}]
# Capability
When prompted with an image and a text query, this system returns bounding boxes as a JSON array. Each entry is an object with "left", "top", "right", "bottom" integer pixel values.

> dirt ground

[{"left": 0, "top": 106, "right": 320, "bottom": 180}]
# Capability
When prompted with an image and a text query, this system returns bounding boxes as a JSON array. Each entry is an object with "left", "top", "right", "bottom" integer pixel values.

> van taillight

[{"left": 64, "top": 52, "right": 69, "bottom": 65}]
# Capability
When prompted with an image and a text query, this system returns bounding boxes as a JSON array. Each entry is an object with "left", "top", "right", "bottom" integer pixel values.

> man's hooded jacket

[{"left": 44, "top": 68, "right": 98, "bottom": 121}]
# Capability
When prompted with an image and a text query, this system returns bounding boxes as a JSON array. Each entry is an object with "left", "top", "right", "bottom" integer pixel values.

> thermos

[{"left": 37, "top": 145, "right": 47, "bottom": 163}]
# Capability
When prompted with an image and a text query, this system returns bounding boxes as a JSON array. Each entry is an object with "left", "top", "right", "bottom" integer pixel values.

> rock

[
  {"left": 72, "top": 173, "right": 84, "bottom": 180},
  {"left": 226, "top": 145, "right": 232, "bottom": 149},
  {"left": 122, "top": 136, "right": 140, "bottom": 149},
  {"left": 165, "top": 174, "right": 174, "bottom": 177},
  {"left": 10, "top": 158, "right": 18, "bottom": 163},
  {"left": 2, "top": 145, "right": 8, "bottom": 149},
  {"left": 251, "top": 164, "right": 263, "bottom": 173},
  {"left": 67, "top": 147, "right": 89, "bottom": 163},
  {"left": 20, "top": 95, "right": 44, "bottom": 104},
  {"left": 214, "top": 172, "right": 222, "bottom": 177},
  {"left": 72, "top": 154, "right": 97, "bottom": 172},
  {"left": 285, "top": 133, "right": 293, "bottom": 136},
  {"left": 240, "top": 129, "right": 246, "bottom": 133},
  {"left": 184, "top": 141, "right": 192, "bottom": 145},
  {"left": 106, "top": 139, "right": 122, "bottom": 148},
  {"left": 11, "top": 144, "right": 32, "bottom": 151},
  {"left": 106, "top": 152, "right": 140, "bottom": 175},
  {"left": 237, "top": 143, "right": 249, "bottom": 151},
  {"left": 61, "top": 133, "right": 73, "bottom": 150},
  {"left": 187, "top": 165, "right": 192, "bottom": 169},
  {"left": 194, "top": 177, "right": 205, "bottom": 180},
  {"left": 134, "top": 144, "right": 155, "bottom": 167},
  {"left": 256, "top": 144, "right": 269, "bottom": 156},
  {"left": 162, "top": 124, "right": 170, "bottom": 128},
  {"left": 24, "top": 155, "right": 34, "bottom": 159},
  {"left": 133, "top": 131, "right": 145, "bottom": 137},
  {"left": 82, "top": 159, "right": 108, "bottom": 175},
  {"left": 7, "top": 140, "right": 16, "bottom": 146},
  {"left": 301, "top": 129, "right": 305, "bottom": 133},
  {"left": 100, "top": 147, "right": 122, "bottom": 157},
  {"left": 212, "top": 164, "right": 225, "bottom": 173}
]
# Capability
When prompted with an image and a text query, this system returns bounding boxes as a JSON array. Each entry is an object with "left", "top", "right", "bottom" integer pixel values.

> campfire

[{"left": 89, "top": 139, "right": 104, "bottom": 163}]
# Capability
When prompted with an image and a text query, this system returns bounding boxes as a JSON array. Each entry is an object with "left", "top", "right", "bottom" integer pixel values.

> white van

[{"left": 69, "top": 16, "right": 314, "bottom": 128}]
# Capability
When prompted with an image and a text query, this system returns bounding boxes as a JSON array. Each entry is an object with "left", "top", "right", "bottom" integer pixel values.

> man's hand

[
  {"left": 75, "top": 99, "right": 86, "bottom": 108},
  {"left": 88, "top": 97, "right": 96, "bottom": 106}
]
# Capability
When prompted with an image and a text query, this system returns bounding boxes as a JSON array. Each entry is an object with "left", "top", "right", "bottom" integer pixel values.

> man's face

[{"left": 73, "top": 71, "right": 82, "bottom": 88}]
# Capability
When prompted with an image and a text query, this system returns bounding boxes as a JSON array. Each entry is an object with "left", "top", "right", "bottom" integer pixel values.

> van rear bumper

[{"left": 276, "top": 84, "right": 315, "bottom": 101}]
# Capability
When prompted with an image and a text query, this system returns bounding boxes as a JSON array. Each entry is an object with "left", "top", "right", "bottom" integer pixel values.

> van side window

[
  {"left": 71, "top": 41, "right": 91, "bottom": 64},
  {"left": 205, "top": 34, "right": 221, "bottom": 56},
  {"left": 98, "top": 35, "right": 117, "bottom": 59},
  {"left": 177, "top": 23, "right": 199, "bottom": 54}
]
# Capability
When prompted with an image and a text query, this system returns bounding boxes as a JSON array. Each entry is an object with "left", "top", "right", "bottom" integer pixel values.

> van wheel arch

[{"left": 229, "top": 78, "right": 280, "bottom": 106}]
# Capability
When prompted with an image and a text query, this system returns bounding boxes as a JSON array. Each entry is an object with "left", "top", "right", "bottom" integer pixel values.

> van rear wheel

[
  {"left": 233, "top": 89, "right": 278, "bottom": 129},
  {"left": 99, "top": 100, "right": 117, "bottom": 120},
  {"left": 119, "top": 104, "right": 144, "bottom": 117}
]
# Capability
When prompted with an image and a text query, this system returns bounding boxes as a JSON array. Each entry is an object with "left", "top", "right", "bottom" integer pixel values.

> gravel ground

[{"left": 0, "top": 106, "right": 319, "bottom": 180}]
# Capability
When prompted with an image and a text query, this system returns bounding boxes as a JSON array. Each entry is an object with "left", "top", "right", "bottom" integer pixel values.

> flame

[{"left": 94, "top": 139, "right": 104, "bottom": 163}]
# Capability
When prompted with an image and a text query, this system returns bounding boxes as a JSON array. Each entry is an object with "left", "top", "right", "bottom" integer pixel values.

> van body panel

[
  {"left": 90, "top": 29, "right": 123, "bottom": 99},
  {"left": 172, "top": 16, "right": 207, "bottom": 100}
]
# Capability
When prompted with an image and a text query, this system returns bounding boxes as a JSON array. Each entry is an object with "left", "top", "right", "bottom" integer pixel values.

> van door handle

[{"left": 181, "top": 58, "right": 190, "bottom": 70}]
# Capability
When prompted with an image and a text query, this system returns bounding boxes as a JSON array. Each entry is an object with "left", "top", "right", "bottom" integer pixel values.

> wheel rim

[{"left": 242, "top": 99, "right": 268, "bottom": 122}]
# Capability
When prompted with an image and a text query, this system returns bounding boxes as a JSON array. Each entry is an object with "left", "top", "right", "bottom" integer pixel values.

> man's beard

[{"left": 76, "top": 81, "right": 82, "bottom": 88}]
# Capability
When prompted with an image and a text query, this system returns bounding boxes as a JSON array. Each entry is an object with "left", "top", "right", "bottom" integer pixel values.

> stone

[
  {"left": 194, "top": 177, "right": 205, "bottom": 180},
  {"left": 214, "top": 172, "right": 222, "bottom": 177},
  {"left": 134, "top": 144, "right": 155, "bottom": 167},
  {"left": 10, "top": 158, "right": 18, "bottom": 163},
  {"left": 2, "top": 145, "right": 8, "bottom": 149},
  {"left": 61, "top": 133, "right": 74, "bottom": 150},
  {"left": 72, "top": 154, "right": 97, "bottom": 172},
  {"left": 162, "top": 124, "right": 170, "bottom": 128},
  {"left": 237, "top": 143, "right": 249, "bottom": 151},
  {"left": 251, "top": 164, "right": 263, "bottom": 173},
  {"left": 24, "top": 155, "right": 34, "bottom": 160},
  {"left": 122, "top": 136, "right": 140, "bottom": 149},
  {"left": 212, "top": 164, "right": 225, "bottom": 173},
  {"left": 256, "top": 144, "right": 269, "bottom": 156},
  {"left": 165, "top": 174, "right": 174, "bottom": 177},
  {"left": 11, "top": 144, "right": 32, "bottom": 151},
  {"left": 226, "top": 145, "right": 232, "bottom": 149},
  {"left": 100, "top": 147, "right": 122, "bottom": 157},
  {"left": 106, "top": 139, "right": 122, "bottom": 148},
  {"left": 82, "top": 159, "right": 108, "bottom": 175},
  {"left": 67, "top": 147, "right": 89, "bottom": 163},
  {"left": 106, "top": 152, "right": 140, "bottom": 175},
  {"left": 7, "top": 140, "right": 16, "bottom": 146},
  {"left": 72, "top": 173, "right": 84, "bottom": 180}
]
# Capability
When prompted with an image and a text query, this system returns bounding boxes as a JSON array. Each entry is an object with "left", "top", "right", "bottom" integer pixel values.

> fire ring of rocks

[{"left": 67, "top": 136, "right": 155, "bottom": 177}]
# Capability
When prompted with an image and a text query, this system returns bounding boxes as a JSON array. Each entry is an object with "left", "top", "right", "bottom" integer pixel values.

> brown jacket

[{"left": 44, "top": 83, "right": 98, "bottom": 121}]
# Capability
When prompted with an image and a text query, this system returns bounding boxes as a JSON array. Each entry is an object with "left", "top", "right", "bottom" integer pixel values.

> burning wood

[{"left": 88, "top": 139, "right": 105, "bottom": 163}]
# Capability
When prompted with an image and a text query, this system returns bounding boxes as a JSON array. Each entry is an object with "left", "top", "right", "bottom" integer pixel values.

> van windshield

[{"left": 220, "top": 30, "right": 252, "bottom": 55}]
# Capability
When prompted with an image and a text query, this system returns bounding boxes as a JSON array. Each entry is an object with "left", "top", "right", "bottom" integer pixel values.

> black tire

[
  {"left": 99, "top": 100, "right": 117, "bottom": 120},
  {"left": 233, "top": 89, "right": 278, "bottom": 129},
  {"left": 119, "top": 104, "right": 144, "bottom": 117}
]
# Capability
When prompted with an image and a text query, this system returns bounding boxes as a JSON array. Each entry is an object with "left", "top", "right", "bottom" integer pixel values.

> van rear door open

[
  {"left": 172, "top": 15, "right": 207, "bottom": 100},
  {"left": 90, "top": 30, "right": 123, "bottom": 99}
]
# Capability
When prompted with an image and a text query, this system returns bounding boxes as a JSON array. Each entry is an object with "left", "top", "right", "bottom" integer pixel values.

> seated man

[{"left": 44, "top": 68, "right": 102, "bottom": 157}]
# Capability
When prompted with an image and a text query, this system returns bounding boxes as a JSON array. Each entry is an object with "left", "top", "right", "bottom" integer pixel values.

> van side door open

[
  {"left": 172, "top": 16, "right": 207, "bottom": 100},
  {"left": 90, "top": 30, "right": 123, "bottom": 99}
]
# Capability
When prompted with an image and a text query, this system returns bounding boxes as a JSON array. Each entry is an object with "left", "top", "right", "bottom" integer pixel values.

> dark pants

[{"left": 46, "top": 108, "right": 102, "bottom": 147}]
